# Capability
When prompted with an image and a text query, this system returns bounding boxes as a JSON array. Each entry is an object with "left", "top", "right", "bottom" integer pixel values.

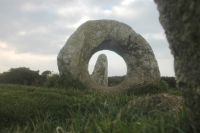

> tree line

[
  {"left": 0, "top": 67, "right": 86, "bottom": 89},
  {"left": 0, "top": 67, "right": 177, "bottom": 89},
  {"left": 0, "top": 67, "right": 51, "bottom": 86}
]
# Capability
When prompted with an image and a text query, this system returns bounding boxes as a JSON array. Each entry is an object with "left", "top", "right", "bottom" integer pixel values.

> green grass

[{"left": 0, "top": 83, "right": 198, "bottom": 133}]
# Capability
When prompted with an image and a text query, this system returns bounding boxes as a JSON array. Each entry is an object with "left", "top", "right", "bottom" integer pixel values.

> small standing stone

[{"left": 91, "top": 54, "right": 108, "bottom": 86}]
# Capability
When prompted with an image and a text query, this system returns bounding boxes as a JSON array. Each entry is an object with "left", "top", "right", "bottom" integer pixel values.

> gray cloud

[
  {"left": 0, "top": 0, "right": 162, "bottom": 54},
  {"left": 80, "top": 0, "right": 121, "bottom": 10},
  {"left": 87, "top": 0, "right": 163, "bottom": 35},
  {"left": 0, "top": 0, "right": 80, "bottom": 55},
  {"left": 0, "top": 0, "right": 175, "bottom": 76}
]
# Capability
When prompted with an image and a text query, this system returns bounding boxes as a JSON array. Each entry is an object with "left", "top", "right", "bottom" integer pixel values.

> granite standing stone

[
  {"left": 57, "top": 20, "right": 160, "bottom": 94},
  {"left": 91, "top": 54, "right": 108, "bottom": 86},
  {"left": 154, "top": 0, "right": 200, "bottom": 126}
]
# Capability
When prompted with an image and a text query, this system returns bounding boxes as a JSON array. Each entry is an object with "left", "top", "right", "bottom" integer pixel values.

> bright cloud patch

[
  {"left": 0, "top": 48, "right": 57, "bottom": 74},
  {"left": 121, "top": 0, "right": 136, "bottom": 5},
  {"left": 142, "top": 33, "right": 166, "bottom": 40}
]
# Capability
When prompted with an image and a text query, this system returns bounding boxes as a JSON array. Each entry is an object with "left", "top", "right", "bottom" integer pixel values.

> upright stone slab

[
  {"left": 57, "top": 20, "right": 160, "bottom": 94},
  {"left": 154, "top": 0, "right": 200, "bottom": 126},
  {"left": 91, "top": 54, "right": 108, "bottom": 86}
]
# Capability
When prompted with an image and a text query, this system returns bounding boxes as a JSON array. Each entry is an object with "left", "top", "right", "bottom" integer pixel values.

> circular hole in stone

[{"left": 88, "top": 50, "right": 127, "bottom": 87}]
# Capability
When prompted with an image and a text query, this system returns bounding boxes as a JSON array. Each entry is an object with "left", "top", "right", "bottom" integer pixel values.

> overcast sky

[{"left": 0, "top": 0, "right": 175, "bottom": 77}]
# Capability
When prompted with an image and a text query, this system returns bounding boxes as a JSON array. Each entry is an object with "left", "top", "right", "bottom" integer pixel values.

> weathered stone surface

[
  {"left": 126, "top": 93, "right": 183, "bottom": 114},
  {"left": 91, "top": 54, "right": 108, "bottom": 86},
  {"left": 57, "top": 20, "right": 160, "bottom": 93},
  {"left": 154, "top": 0, "right": 200, "bottom": 126}
]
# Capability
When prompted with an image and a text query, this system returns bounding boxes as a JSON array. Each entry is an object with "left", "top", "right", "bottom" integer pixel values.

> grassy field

[{"left": 0, "top": 83, "right": 198, "bottom": 133}]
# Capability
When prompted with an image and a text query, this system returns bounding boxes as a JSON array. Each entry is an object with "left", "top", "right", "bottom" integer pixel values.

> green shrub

[
  {"left": 130, "top": 80, "right": 168, "bottom": 96},
  {"left": 44, "top": 74, "right": 60, "bottom": 88},
  {"left": 108, "top": 75, "right": 126, "bottom": 86},
  {"left": 168, "top": 88, "right": 182, "bottom": 96},
  {"left": 62, "top": 78, "right": 87, "bottom": 90},
  {"left": 161, "top": 76, "right": 177, "bottom": 88},
  {"left": 44, "top": 74, "right": 87, "bottom": 90}
]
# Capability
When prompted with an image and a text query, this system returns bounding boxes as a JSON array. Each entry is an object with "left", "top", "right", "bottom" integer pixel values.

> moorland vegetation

[{"left": 0, "top": 67, "right": 198, "bottom": 133}]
